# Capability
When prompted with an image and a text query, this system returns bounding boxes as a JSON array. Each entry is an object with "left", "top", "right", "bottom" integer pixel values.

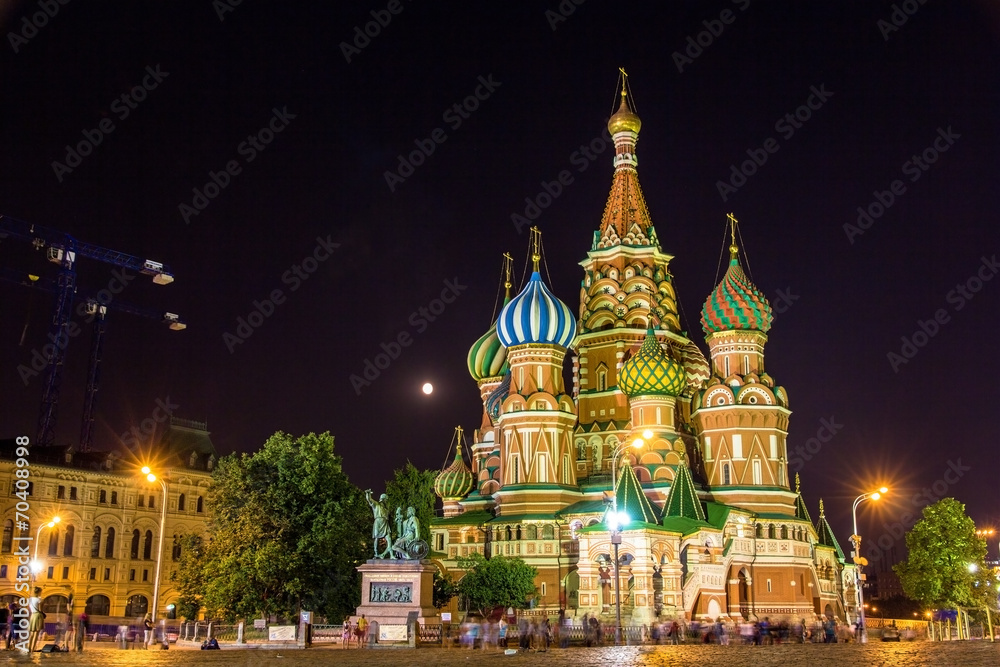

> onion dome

[
  {"left": 434, "top": 437, "right": 474, "bottom": 500},
  {"left": 701, "top": 255, "right": 773, "bottom": 334},
  {"left": 680, "top": 340, "right": 711, "bottom": 390},
  {"left": 497, "top": 272, "right": 576, "bottom": 349},
  {"left": 608, "top": 91, "right": 641, "bottom": 135},
  {"left": 618, "top": 328, "right": 686, "bottom": 397},
  {"left": 485, "top": 370, "right": 511, "bottom": 424},
  {"left": 467, "top": 322, "right": 508, "bottom": 381}
]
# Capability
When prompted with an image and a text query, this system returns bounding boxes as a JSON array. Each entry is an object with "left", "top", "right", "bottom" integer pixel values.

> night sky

[{"left": 1, "top": 1, "right": 998, "bottom": 565}]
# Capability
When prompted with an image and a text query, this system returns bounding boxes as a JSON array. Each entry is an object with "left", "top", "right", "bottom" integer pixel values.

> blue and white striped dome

[{"left": 497, "top": 272, "right": 577, "bottom": 349}]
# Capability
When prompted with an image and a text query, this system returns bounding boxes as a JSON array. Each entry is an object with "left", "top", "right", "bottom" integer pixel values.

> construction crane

[{"left": 0, "top": 214, "right": 178, "bottom": 448}]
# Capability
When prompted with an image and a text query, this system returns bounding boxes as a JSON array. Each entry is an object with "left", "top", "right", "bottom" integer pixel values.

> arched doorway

[
  {"left": 737, "top": 570, "right": 750, "bottom": 618},
  {"left": 41, "top": 595, "right": 70, "bottom": 614},
  {"left": 124, "top": 595, "right": 148, "bottom": 618},
  {"left": 707, "top": 598, "right": 722, "bottom": 621},
  {"left": 85, "top": 595, "right": 110, "bottom": 616}
]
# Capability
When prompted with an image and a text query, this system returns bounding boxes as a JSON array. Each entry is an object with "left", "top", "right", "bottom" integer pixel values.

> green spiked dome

[
  {"left": 467, "top": 322, "right": 508, "bottom": 382},
  {"left": 618, "top": 328, "right": 686, "bottom": 397},
  {"left": 434, "top": 443, "right": 474, "bottom": 500},
  {"left": 701, "top": 256, "right": 773, "bottom": 334}
]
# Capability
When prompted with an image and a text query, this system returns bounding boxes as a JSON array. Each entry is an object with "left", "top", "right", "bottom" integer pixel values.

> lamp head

[
  {"left": 146, "top": 473, "right": 157, "bottom": 483},
  {"left": 641, "top": 429, "right": 654, "bottom": 441},
  {"left": 878, "top": 486, "right": 888, "bottom": 494},
  {"left": 141, "top": 466, "right": 151, "bottom": 475},
  {"left": 870, "top": 492, "right": 881, "bottom": 501},
  {"left": 631, "top": 438, "right": 644, "bottom": 448}
]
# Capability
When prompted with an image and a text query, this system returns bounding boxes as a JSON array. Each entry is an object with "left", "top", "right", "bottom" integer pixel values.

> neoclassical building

[
  {"left": 0, "top": 417, "right": 214, "bottom": 623},
  {"left": 430, "top": 80, "right": 856, "bottom": 624}
]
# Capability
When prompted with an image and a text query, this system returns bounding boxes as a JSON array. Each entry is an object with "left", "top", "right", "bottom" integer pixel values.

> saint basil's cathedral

[{"left": 429, "top": 78, "right": 856, "bottom": 625}]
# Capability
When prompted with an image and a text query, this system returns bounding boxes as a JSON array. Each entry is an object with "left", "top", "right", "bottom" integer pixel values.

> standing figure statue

[
  {"left": 394, "top": 507, "right": 404, "bottom": 545},
  {"left": 392, "top": 506, "right": 427, "bottom": 560},
  {"left": 365, "top": 490, "right": 392, "bottom": 559}
]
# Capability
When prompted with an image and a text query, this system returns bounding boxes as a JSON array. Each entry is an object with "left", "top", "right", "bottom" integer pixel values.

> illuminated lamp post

[
  {"left": 606, "top": 434, "right": 646, "bottom": 645},
  {"left": 31, "top": 516, "right": 61, "bottom": 582},
  {"left": 850, "top": 486, "right": 888, "bottom": 643},
  {"left": 141, "top": 466, "right": 169, "bottom": 625}
]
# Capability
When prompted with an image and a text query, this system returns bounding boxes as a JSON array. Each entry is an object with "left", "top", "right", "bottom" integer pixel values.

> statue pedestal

[{"left": 354, "top": 560, "right": 440, "bottom": 633}]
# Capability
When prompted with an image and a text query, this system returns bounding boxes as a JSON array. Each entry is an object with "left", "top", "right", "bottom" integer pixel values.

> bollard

[
  {"left": 207, "top": 622, "right": 214, "bottom": 640},
  {"left": 194, "top": 622, "right": 200, "bottom": 641},
  {"left": 237, "top": 621, "right": 245, "bottom": 644}
]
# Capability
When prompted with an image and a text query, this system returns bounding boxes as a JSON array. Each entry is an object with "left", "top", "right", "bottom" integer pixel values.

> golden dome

[{"left": 608, "top": 93, "right": 641, "bottom": 135}]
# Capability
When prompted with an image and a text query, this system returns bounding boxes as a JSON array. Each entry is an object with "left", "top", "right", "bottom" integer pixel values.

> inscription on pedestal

[{"left": 370, "top": 582, "right": 413, "bottom": 603}]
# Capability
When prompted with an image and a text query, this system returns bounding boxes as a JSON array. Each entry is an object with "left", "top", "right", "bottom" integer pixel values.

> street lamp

[
  {"left": 851, "top": 485, "right": 888, "bottom": 643},
  {"left": 141, "top": 466, "right": 169, "bottom": 625},
  {"left": 31, "top": 516, "right": 61, "bottom": 580},
  {"left": 606, "top": 510, "right": 630, "bottom": 646},
  {"left": 605, "top": 438, "right": 644, "bottom": 646}
]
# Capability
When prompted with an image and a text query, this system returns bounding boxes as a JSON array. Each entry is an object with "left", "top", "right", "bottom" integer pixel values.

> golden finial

[
  {"left": 795, "top": 473, "right": 801, "bottom": 494},
  {"left": 529, "top": 227, "right": 542, "bottom": 272},
  {"left": 619, "top": 67, "right": 628, "bottom": 100},
  {"left": 819, "top": 498, "right": 825, "bottom": 517},
  {"left": 727, "top": 212, "right": 739, "bottom": 259},
  {"left": 455, "top": 426, "right": 464, "bottom": 455},
  {"left": 502, "top": 252, "right": 513, "bottom": 299}
]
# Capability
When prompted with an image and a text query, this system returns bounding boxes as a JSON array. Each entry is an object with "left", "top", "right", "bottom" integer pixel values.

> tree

[
  {"left": 170, "top": 534, "right": 206, "bottom": 620},
  {"left": 894, "top": 498, "right": 993, "bottom": 610},
  {"left": 456, "top": 553, "right": 537, "bottom": 617},
  {"left": 384, "top": 461, "right": 437, "bottom": 547},
  {"left": 433, "top": 571, "right": 458, "bottom": 610},
  {"left": 187, "top": 431, "right": 369, "bottom": 622}
]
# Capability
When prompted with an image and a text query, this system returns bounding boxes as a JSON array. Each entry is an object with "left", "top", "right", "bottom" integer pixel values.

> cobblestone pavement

[{"left": 1, "top": 642, "right": 999, "bottom": 666}]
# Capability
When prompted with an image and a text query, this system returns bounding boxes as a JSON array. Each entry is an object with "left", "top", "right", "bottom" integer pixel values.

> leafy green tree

[
  {"left": 192, "top": 431, "right": 369, "bottom": 622},
  {"left": 433, "top": 571, "right": 458, "bottom": 610},
  {"left": 170, "top": 534, "right": 207, "bottom": 620},
  {"left": 456, "top": 553, "right": 537, "bottom": 617},
  {"left": 894, "top": 498, "right": 993, "bottom": 610},
  {"left": 384, "top": 461, "right": 437, "bottom": 545}
]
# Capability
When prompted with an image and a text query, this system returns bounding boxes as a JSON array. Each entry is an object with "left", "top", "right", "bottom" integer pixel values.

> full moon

[{"left": 422, "top": 382, "right": 434, "bottom": 395}]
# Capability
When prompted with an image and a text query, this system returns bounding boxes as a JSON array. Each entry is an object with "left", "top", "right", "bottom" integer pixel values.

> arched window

[
  {"left": 63, "top": 525, "right": 74, "bottom": 557},
  {"left": 91, "top": 527, "right": 101, "bottom": 558},
  {"left": 178, "top": 494, "right": 186, "bottom": 511},
  {"left": 42, "top": 595, "right": 70, "bottom": 614},
  {"left": 124, "top": 595, "right": 148, "bottom": 617},
  {"left": 755, "top": 523, "right": 763, "bottom": 538},
  {"left": 768, "top": 524, "right": 776, "bottom": 539},
  {"left": 143, "top": 530, "right": 153, "bottom": 560},
  {"left": 1, "top": 519, "right": 12, "bottom": 554},
  {"left": 780, "top": 525, "right": 788, "bottom": 539},
  {"left": 515, "top": 525, "right": 522, "bottom": 540},
  {"left": 542, "top": 525, "right": 555, "bottom": 540},
  {"left": 172, "top": 535, "right": 182, "bottom": 561},
  {"left": 505, "top": 526, "right": 512, "bottom": 541},
  {"left": 197, "top": 496, "right": 204, "bottom": 513},
  {"left": 47, "top": 529, "right": 59, "bottom": 556},
  {"left": 130, "top": 530, "right": 141, "bottom": 559},
  {"left": 597, "top": 368, "right": 607, "bottom": 392},
  {"left": 105, "top": 527, "right": 116, "bottom": 559},
  {"left": 85, "top": 595, "right": 110, "bottom": 616},
  {"left": 722, "top": 463, "right": 731, "bottom": 485},
  {"left": 526, "top": 525, "right": 537, "bottom": 540}
]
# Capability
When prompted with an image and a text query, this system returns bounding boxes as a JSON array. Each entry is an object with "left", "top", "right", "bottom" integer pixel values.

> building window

[
  {"left": 129, "top": 569, "right": 135, "bottom": 581},
  {"left": 172, "top": 535, "right": 182, "bottom": 561},
  {"left": 47, "top": 566, "right": 54, "bottom": 579},
  {"left": 767, "top": 579, "right": 772, "bottom": 593},
  {"left": 752, "top": 459, "right": 762, "bottom": 485},
  {"left": 63, "top": 525, "right": 74, "bottom": 557},
  {"left": 148, "top": 496, "right": 155, "bottom": 509},
  {"left": 722, "top": 463, "right": 731, "bottom": 485},
  {"left": 724, "top": 356, "right": 730, "bottom": 376},
  {"left": 99, "top": 489, "right": 107, "bottom": 504},
  {"left": 111, "top": 491, "right": 118, "bottom": 505},
  {"left": 105, "top": 527, "right": 116, "bottom": 559},
  {"left": 197, "top": 496, "right": 204, "bottom": 513},
  {"left": 62, "top": 566, "right": 69, "bottom": 580},
  {"left": 143, "top": 531, "right": 153, "bottom": 560},
  {"left": 86, "top": 594, "right": 110, "bottom": 616},
  {"left": 743, "top": 355, "right": 749, "bottom": 375},
  {"left": 103, "top": 568, "right": 111, "bottom": 581},
  {"left": 91, "top": 527, "right": 101, "bottom": 558},
  {"left": 48, "top": 529, "right": 59, "bottom": 556},
  {"left": 0, "top": 565, "right": 7, "bottom": 578},
  {"left": 542, "top": 524, "right": 554, "bottom": 540},
  {"left": 435, "top": 534, "right": 444, "bottom": 551},
  {"left": 89, "top": 568, "right": 96, "bottom": 581},
  {"left": 143, "top": 569, "right": 149, "bottom": 582},
  {"left": 537, "top": 454, "right": 548, "bottom": 483},
  {"left": 57, "top": 485, "right": 66, "bottom": 500},
  {"left": 178, "top": 494, "right": 186, "bottom": 511},
  {"left": 138, "top": 495, "right": 145, "bottom": 508},
  {"left": 541, "top": 582, "right": 547, "bottom": 597},
  {"left": 2, "top": 519, "right": 12, "bottom": 553},
  {"left": 597, "top": 368, "right": 607, "bottom": 392},
  {"left": 131, "top": 530, "right": 141, "bottom": 559},
  {"left": 70, "top": 487, "right": 78, "bottom": 501},
  {"left": 124, "top": 595, "right": 148, "bottom": 618}
]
